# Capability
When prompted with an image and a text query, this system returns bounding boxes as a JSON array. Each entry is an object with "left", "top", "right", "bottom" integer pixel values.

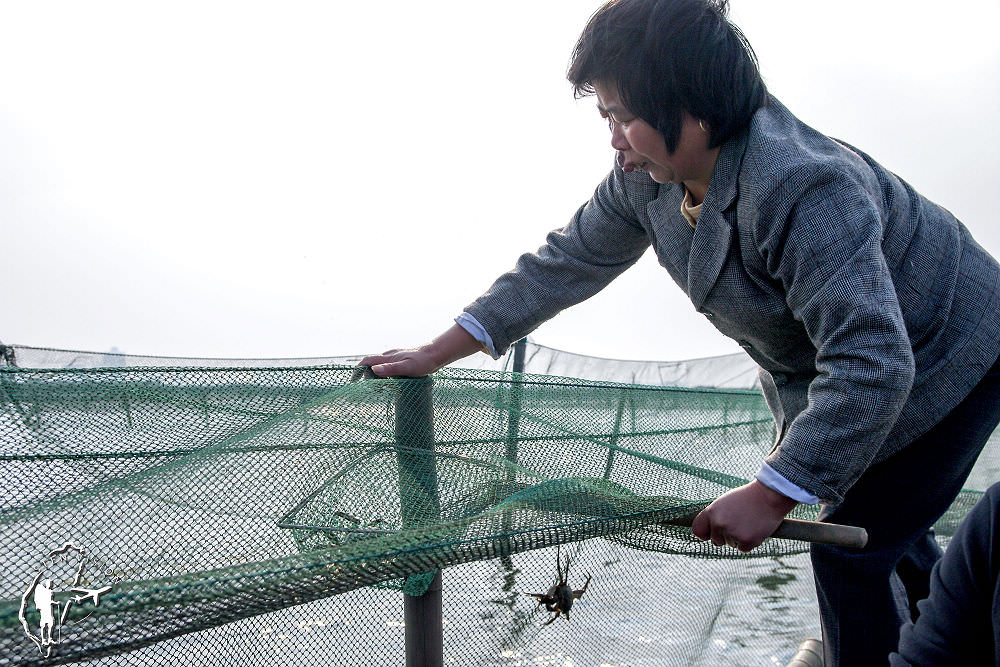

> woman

[{"left": 360, "top": 0, "right": 1000, "bottom": 664}]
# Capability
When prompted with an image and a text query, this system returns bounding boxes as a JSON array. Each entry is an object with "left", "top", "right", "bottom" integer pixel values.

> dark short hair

[{"left": 567, "top": 0, "right": 767, "bottom": 151}]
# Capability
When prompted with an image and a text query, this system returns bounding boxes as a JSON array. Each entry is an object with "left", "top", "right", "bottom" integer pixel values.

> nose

[{"left": 609, "top": 121, "right": 630, "bottom": 151}]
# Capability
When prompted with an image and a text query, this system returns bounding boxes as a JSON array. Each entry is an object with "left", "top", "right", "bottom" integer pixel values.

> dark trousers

[{"left": 812, "top": 355, "right": 1000, "bottom": 667}]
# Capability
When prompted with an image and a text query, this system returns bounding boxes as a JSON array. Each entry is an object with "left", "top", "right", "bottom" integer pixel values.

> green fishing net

[{"left": 1, "top": 342, "right": 993, "bottom": 666}]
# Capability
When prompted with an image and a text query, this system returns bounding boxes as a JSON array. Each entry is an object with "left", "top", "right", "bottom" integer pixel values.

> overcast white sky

[{"left": 2, "top": 1, "right": 998, "bottom": 362}]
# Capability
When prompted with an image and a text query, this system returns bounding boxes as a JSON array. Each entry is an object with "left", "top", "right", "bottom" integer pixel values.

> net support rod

[
  {"left": 505, "top": 338, "right": 527, "bottom": 478},
  {"left": 501, "top": 339, "right": 527, "bottom": 571},
  {"left": 395, "top": 376, "right": 444, "bottom": 667},
  {"left": 0, "top": 340, "right": 16, "bottom": 367},
  {"left": 603, "top": 388, "right": 629, "bottom": 479}
]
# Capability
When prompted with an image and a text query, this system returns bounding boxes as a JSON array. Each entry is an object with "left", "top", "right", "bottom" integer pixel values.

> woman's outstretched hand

[
  {"left": 358, "top": 323, "right": 485, "bottom": 378},
  {"left": 691, "top": 480, "right": 799, "bottom": 552},
  {"left": 359, "top": 347, "right": 444, "bottom": 379}
]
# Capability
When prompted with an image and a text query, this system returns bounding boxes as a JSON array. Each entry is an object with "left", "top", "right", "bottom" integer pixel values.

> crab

[{"left": 526, "top": 544, "right": 591, "bottom": 625}]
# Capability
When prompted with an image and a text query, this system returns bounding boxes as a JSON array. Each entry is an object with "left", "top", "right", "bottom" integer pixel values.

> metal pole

[{"left": 395, "top": 376, "right": 443, "bottom": 667}]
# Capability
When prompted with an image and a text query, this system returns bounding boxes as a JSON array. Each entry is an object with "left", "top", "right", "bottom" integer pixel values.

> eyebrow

[{"left": 596, "top": 103, "right": 629, "bottom": 118}]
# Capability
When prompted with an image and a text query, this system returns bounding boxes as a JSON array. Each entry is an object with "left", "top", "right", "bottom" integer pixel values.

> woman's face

[{"left": 593, "top": 80, "right": 714, "bottom": 189}]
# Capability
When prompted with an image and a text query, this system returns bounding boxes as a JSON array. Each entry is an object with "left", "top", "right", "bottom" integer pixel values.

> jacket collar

[
  {"left": 645, "top": 127, "right": 750, "bottom": 309},
  {"left": 702, "top": 128, "right": 748, "bottom": 213}
]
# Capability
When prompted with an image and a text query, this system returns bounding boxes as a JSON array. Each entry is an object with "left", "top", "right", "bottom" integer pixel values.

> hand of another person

[{"left": 691, "top": 480, "right": 798, "bottom": 552}]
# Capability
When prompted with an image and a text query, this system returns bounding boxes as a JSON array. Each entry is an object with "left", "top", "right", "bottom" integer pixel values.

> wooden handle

[
  {"left": 771, "top": 517, "right": 868, "bottom": 548},
  {"left": 661, "top": 512, "right": 868, "bottom": 549}
]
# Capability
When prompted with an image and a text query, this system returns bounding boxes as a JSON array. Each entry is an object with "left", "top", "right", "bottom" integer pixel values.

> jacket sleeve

[
  {"left": 463, "top": 165, "right": 651, "bottom": 356},
  {"left": 755, "top": 166, "right": 916, "bottom": 503}
]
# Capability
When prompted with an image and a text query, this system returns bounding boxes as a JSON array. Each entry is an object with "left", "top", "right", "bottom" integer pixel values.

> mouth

[
  {"left": 630, "top": 161, "right": 650, "bottom": 173},
  {"left": 617, "top": 152, "right": 650, "bottom": 173}
]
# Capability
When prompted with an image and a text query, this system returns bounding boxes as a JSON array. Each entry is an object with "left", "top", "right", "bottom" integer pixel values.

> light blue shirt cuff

[
  {"left": 755, "top": 463, "right": 821, "bottom": 505},
  {"left": 455, "top": 312, "right": 500, "bottom": 359}
]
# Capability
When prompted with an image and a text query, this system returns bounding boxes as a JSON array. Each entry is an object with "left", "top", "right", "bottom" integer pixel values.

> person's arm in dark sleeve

[{"left": 890, "top": 482, "right": 1000, "bottom": 666}]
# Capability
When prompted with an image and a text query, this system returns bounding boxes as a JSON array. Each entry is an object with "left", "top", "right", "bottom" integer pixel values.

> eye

[{"left": 604, "top": 114, "right": 634, "bottom": 130}]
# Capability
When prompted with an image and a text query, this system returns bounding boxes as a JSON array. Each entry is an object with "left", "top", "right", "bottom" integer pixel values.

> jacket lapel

[
  {"left": 687, "top": 132, "right": 747, "bottom": 310},
  {"left": 687, "top": 206, "right": 733, "bottom": 309},
  {"left": 646, "top": 185, "right": 693, "bottom": 289}
]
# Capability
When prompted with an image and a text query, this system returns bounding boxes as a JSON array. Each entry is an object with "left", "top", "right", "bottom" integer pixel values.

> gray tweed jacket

[{"left": 465, "top": 97, "right": 1000, "bottom": 504}]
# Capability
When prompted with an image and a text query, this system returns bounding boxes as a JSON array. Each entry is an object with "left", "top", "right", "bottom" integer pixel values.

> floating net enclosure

[{"left": 1, "top": 342, "right": 995, "bottom": 666}]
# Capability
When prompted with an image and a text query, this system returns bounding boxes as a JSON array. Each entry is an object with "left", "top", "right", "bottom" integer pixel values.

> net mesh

[{"left": 2, "top": 341, "right": 995, "bottom": 666}]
